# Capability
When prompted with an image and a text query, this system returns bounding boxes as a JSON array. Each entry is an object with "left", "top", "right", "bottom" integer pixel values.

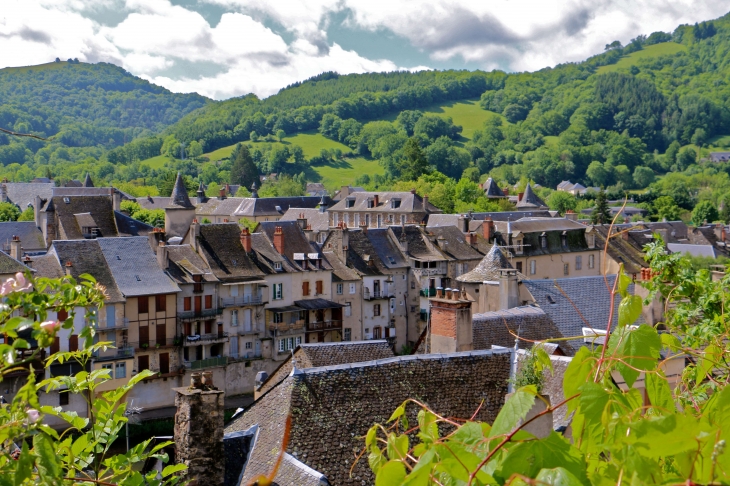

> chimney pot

[
  {"left": 518, "top": 192, "right": 524, "bottom": 201},
  {"left": 240, "top": 227, "right": 252, "bottom": 252},
  {"left": 502, "top": 188, "right": 509, "bottom": 196},
  {"left": 436, "top": 287, "right": 443, "bottom": 298},
  {"left": 273, "top": 226, "right": 285, "bottom": 254},
  {"left": 410, "top": 188, "right": 416, "bottom": 194}
]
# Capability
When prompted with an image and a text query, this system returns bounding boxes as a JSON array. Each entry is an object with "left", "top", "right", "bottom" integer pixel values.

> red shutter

[{"left": 68, "top": 335, "right": 78, "bottom": 352}]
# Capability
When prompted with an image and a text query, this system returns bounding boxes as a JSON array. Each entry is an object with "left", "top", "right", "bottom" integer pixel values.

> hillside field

[{"left": 597, "top": 42, "right": 688, "bottom": 74}]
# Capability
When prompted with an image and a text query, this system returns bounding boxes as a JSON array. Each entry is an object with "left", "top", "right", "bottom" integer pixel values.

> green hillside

[{"left": 596, "top": 42, "right": 688, "bottom": 74}]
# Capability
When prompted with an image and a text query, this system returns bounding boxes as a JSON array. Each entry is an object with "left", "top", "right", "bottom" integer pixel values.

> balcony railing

[
  {"left": 221, "top": 295, "right": 267, "bottom": 307},
  {"left": 180, "top": 332, "right": 229, "bottom": 346},
  {"left": 177, "top": 308, "right": 223, "bottom": 322},
  {"left": 419, "top": 288, "right": 436, "bottom": 298},
  {"left": 93, "top": 345, "right": 134, "bottom": 361},
  {"left": 98, "top": 318, "right": 129, "bottom": 332},
  {"left": 230, "top": 351, "right": 262, "bottom": 361},
  {"left": 184, "top": 356, "right": 228, "bottom": 370},
  {"left": 268, "top": 319, "right": 305, "bottom": 333},
  {"left": 413, "top": 268, "right": 446, "bottom": 276},
  {"left": 235, "top": 326, "right": 260, "bottom": 336},
  {"left": 127, "top": 338, "right": 179, "bottom": 351},
  {"left": 363, "top": 289, "right": 393, "bottom": 300},
  {"left": 306, "top": 320, "right": 343, "bottom": 332}
]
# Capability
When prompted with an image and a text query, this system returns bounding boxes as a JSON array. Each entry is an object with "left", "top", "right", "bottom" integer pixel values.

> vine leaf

[
  {"left": 375, "top": 460, "right": 406, "bottom": 486},
  {"left": 563, "top": 347, "right": 595, "bottom": 413},
  {"left": 607, "top": 325, "right": 661, "bottom": 388},
  {"left": 489, "top": 385, "right": 537, "bottom": 438},
  {"left": 494, "top": 432, "right": 588, "bottom": 484},
  {"left": 645, "top": 369, "right": 674, "bottom": 412},
  {"left": 618, "top": 295, "right": 643, "bottom": 327}
]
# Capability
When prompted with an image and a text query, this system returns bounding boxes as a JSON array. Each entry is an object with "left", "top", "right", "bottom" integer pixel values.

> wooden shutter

[
  {"left": 138, "top": 355, "right": 149, "bottom": 371},
  {"left": 302, "top": 281, "right": 309, "bottom": 295},
  {"left": 68, "top": 335, "right": 78, "bottom": 352},
  {"left": 205, "top": 320, "right": 212, "bottom": 334},
  {"left": 155, "top": 295, "right": 166, "bottom": 312},
  {"left": 205, "top": 295, "right": 213, "bottom": 309},
  {"left": 138, "top": 296, "right": 148, "bottom": 314},
  {"left": 194, "top": 296, "right": 202, "bottom": 315},
  {"left": 50, "top": 337, "right": 60, "bottom": 354},
  {"left": 57, "top": 309, "right": 68, "bottom": 322},
  {"left": 184, "top": 297, "right": 191, "bottom": 311},
  {"left": 156, "top": 324, "right": 166, "bottom": 345},
  {"left": 139, "top": 326, "right": 149, "bottom": 347},
  {"left": 159, "top": 353, "right": 170, "bottom": 375},
  {"left": 316, "top": 280, "right": 323, "bottom": 295}
]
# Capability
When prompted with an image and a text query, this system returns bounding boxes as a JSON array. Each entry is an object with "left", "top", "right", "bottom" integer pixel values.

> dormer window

[
  {"left": 515, "top": 237, "right": 524, "bottom": 255},
  {"left": 274, "top": 262, "right": 282, "bottom": 271},
  {"left": 367, "top": 198, "right": 374, "bottom": 209},
  {"left": 392, "top": 198, "right": 401, "bottom": 209},
  {"left": 346, "top": 198, "right": 355, "bottom": 208}
]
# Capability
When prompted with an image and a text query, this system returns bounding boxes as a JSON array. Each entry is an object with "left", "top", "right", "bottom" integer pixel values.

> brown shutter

[
  {"left": 205, "top": 320, "right": 212, "bottom": 334},
  {"left": 50, "top": 337, "right": 60, "bottom": 354},
  {"left": 302, "top": 281, "right": 309, "bottom": 295},
  {"left": 138, "top": 296, "right": 149, "bottom": 314},
  {"left": 184, "top": 297, "right": 191, "bottom": 311},
  {"left": 316, "top": 280, "right": 323, "bottom": 295},
  {"left": 156, "top": 295, "right": 166, "bottom": 312},
  {"left": 139, "top": 326, "right": 149, "bottom": 347},
  {"left": 57, "top": 309, "right": 68, "bottom": 322},
  {"left": 156, "top": 324, "right": 166, "bottom": 345},
  {"left": 194, "top": 296, "right": 202, "bottom": 314},
  {"left": 68, "top": 334, "right": 78, "bottom": 352},
  {"left": 159, "top": 353, "right": 170, "bottom": 374},
  {"left": 205, "top": 295, "right": 213, "bottom": 309}
]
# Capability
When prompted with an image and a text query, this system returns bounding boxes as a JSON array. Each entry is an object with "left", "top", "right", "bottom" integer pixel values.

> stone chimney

[
  {"left": 297, "top": 213, "right": 307, "bottom": 229},
  {"left": 189, "top": 220, "right": 199, "bottom": 252},
  {"left": 466, "top": 232, "right": 477, "bottom": 247},
  {"left": 240, "top": 227, "right": 252, "bottom": 252},
  {"left": 65, "top": 260, "right": 73, "bottom": 276},
  {"left": 428, "top": 287, "right": 473, "bottom": 353},
  {"left": 174, "top": 373, "right": 225, "bottom": 486},
  {"left": 0, "top": 184, "right": 7, "bottom": 203},
  {"left": 457, "top": 215, "right": 469, "bottom": 234},
  {"left": 157, "top": 241, "right": 168, "bottom": 269},
  {"left": 304, "top": 224, "right": 314, "bottom": 243},
  {"left": 111, "top": 188, "right": 121, "bottom": 212},
  {"left": 423, "top": 194, "right": 429, "bottom": 212},
  {"left": 565, "top": 210, "right": 577, "bottom": 221},
  {"left": 273, "top": 226, "right": 284, "bottom": 254},
  {"left": 499, "top": 269, "right": 519, "bottom": 310},
  {"left": 218, "top": 188, "right": 226, "bottom": 200},
  {"left": 196, "top": 181, "right": 207, "bottom": 205},
  {"left": 482, "top": 217, "right": 495, "bottom": 242},
  {"left": 398, "top": 228, "right": 408, "bottom": 253},
  {"left": 9, "top": 235, "right": 21, "bottom": 261}
]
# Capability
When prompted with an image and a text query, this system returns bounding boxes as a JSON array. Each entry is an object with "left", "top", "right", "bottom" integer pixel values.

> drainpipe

[{"left": 507, "top": 330, "right": 520, "bottom": 394}]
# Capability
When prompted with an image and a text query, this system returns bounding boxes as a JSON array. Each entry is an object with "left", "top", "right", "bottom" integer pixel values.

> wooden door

[
  {"left": 159, "top": 353, "right": 169, "bottom": 374},
  {"left": 139, "top": 326, "right": 149, "bottom": 347},
  {"left": 205, "top": 320, "right": 212, "bottom": 334},
  {"left": 138, "top": 355, "right": 149, "bottom": 371},
  {"left": 194, "top": 296, "right": 202, "bottom": 315},
  {"left": 217, "top": 323, "right": 223, "bottom": 337},
  {"left": 156, "top": 324, "right": 166, "bottom": 346}
]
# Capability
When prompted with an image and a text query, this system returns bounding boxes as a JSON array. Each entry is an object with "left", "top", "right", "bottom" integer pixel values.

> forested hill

[{"left": 0, "top": 61, "right": 209, "bottom": 147}]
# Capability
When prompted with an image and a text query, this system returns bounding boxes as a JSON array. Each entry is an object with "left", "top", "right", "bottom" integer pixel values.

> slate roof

[
  {"left": 227, "top": 349, "right": 512, "bottom": 486},
  {"left": 29, "top": 253, "right": 64, "bottom": 279},
  {"left": 257, "top": 221, "right": 331, "bottom": 272},
  {"left": 496, "top": 217, "right": 585, "bottom": 234},
  {"left": 328, "top": 191, "right": 442, "bottom": 214},
  {"left": 47, "top": 240, "right": 125, "bottom": 303},
  {"left": 3, "top": 182, "right": 55, "bottom": 210},
  {"left": 667, "top": 243, "right": 718, "bottom": 258},
  {"left": 167, "top": 173, "right": 195, "bottom": 209},
  {"left": 137, "top": 196, "right": 170, "bottom": 211},
  {"left": 322, "top": 251, "right": 360, "bottom": 281},
  {"left": 426, "top": 211, "right": 555, "bottom": 229},
  {"left": 250, "top": 232, "right": 290, "bottom": 274},
  {"left": 368, "top": 228, "right": 409, "bottom": 269},
  {"left": 195, "top": 197, "right": 245, "bottom": 217},
  {"left": 279, "top": 208, "right": 330, "bottom": 233},
  {"left": 0, "top": 222, "right": 46, "bottom": 253},
  {"left": 457, "top": 244, "right": 523, "bottom": 283},
  {"left": 483, "top": 177, "right": 506, "bottom": 198},
  {"left": 197, "top": 224, "right": 266, "bottom": 282},
  {"left": 710, "top": 152, "right": 730, "bottom": 162},
  {"left": 523, "top": 275, "right": 644, "bottom": 352},
  {"left": 0, "top": 250, "right": 30, "bottom": 276},
  {"left": 83, "top": 173, "right": 94, "bottom": 187},
  {"left": 234, "top": 197, "right": 327, "bottom": 218},
  {"left": 472, "top": 306, "right": 573, "bottom": 355},
  {"left": 400, "top": 225, "right": 445, "bottom": 261},
  {"left": 257, "top": 340, "right": 395, "bottom": 396},
  {"left": 164, "top": 244, "right": 218, "bottom": 284},
  {"left": 593, "top": 225, "right": 651, "bottom": 275},
  {"left": 46, "top": 195, "right": 120, "bottom": 240},
  {"left": 114, "top": 211, "right": 155, "bottom": 236},
  {"left": 97, "top": 237, "right": 180, "bottom": 296},
  {"left": 516, "top": 184, "right": 547, "bottom": 209},
  {"left": 426, "top": 225, "right": 484, "bottom": 261},
  {"left": 494, "top": 218, "right": 591, "bottom": 257}
]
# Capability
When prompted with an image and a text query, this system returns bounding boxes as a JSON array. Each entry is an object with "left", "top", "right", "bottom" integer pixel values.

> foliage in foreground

[
  {"left": 362, "top": 241, "right": 730, "bottom": 485},
  {"left": 0, "top": 272, "right": 185, "bottom": 485}
]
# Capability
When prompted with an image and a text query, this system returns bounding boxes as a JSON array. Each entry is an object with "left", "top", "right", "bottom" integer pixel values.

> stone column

[{"left": 173, "top": 372, "right": 225, "bottom": 485}]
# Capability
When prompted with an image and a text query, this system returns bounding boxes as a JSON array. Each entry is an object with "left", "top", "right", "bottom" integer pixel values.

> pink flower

[
  {"left": 0, "top": 273, "right": 32, "bottom": 296},
  {"left": 40, "top": 320, "right": 58, "bottom": 333},
  {"left": 27, "top": 409, "right": 39, "bottom": 423}
]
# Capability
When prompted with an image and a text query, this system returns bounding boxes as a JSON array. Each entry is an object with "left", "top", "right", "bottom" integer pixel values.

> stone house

[{"left": 327, "top": 190, "right": 442, "bottom": 228}]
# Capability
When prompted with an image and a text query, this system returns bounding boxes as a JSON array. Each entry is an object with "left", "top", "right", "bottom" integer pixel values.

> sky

[{"left": 0, "top": 1, "right": 728, "bottom": 100}]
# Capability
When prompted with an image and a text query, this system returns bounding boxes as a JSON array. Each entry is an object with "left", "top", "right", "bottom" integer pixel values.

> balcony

[
  {"left": 306, "top": 320, "right": 343, "bottom": 333},
  {"left": 419, "top": 288, "right": 436, "bottom": 298},
  {"left": 221, "top": 295, "right": 267, "bottom": 307},
  {"left": 98, "top": 318, "right": 129, "bottom": 332},
  {"left": 180, "top": 332, "right": 229, "bottom": 346},
  {"left": 236, "top": 326, "right": 260, "bottom": 336},
  {"left": 93, "top": 345, "right": 134, "bottom": 361},
  {"left": 177, "top": 308, "right": 223, "bottom": 323},
  {"left": 363, "top": 289, "right": 393, "bottom": 300},
  {"left": 268, "top": 319, "right": 305, "bottom": 334},
  {"left": 413, "top": 267, "right": 446, "bottom": 277},
  {"left": 128, "top": 337, "right": 179, "bottom": 351},
  {"left": 184, "top": 356, "right": 228, "bottom": 370},
  {"left": 230, "top": 351, "right": 262, "bottom": 361}
]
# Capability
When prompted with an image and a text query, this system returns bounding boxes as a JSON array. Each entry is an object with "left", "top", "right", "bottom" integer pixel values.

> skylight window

[{"left": 135, "top": 275, "right": 141, "bottom": 281}]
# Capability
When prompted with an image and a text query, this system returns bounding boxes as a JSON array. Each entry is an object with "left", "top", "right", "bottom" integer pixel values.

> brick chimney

[
  {"left": 189, "top": 220, "right": 199, "bottom": 252},
  {"left": 518, "top": 192, "right": 524, "bottom": 202},
  {"left": 240, "top": 228, "right": 252, "bottom": 252},
  {"left": 502, "top": 188, "right": 509, "bottom": 196},
  {"left": 482, "top": 217, "right": 495, "bottom": 242},
  {"left": 9, "top": 235, "right": 21, "bottom": 261},
  {"left": 565, "top": 210, "right": 577, "bottom": 221},
  {"left": 499, "top": 269, "right": 519, "bottom": 310},
  {"left": 428, "top": 287, "right": 473, "bottom": 353},
  {"left": 174, "top": 373, "right": 225, "bottom": 485},
  {"left": 65, "top": 260, "right": 73, "bottom": 276},
  {"left": 373, "top": 194, "right": 379, "bottom": 206},
  {"left": 296, "top": 213, "right": 307, "bottom": 229},
  {"left": 218, "top": 188, "right": 226, "bottom": 200},
  {"left": 273, "top": 226, "right": 284, "bottom": 254},
  {"left": 157, "top": 241, "right": 168, "bottom": 269}
]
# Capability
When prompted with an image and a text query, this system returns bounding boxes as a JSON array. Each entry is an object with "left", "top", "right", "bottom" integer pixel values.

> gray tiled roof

[
  {"left": 322, "top": 251, "right": 360, "bottom": 281},
  {"left": 114, "top": 211, "right": 155, "bottom": 236},
  {"left": 167, "top": 173, "right": 195, "bottom": 209},
  {"left": 483, "top": 177, "right": 506, "bottom": 198},
  {"left": 47, "top": 195, "right": 120, "bottom": 240},
  {"left": 136, "top": 196, "right": 170, "bottom": 211},
  {"left": 427, "top": 211, "right": 556, "bottom": 230},
  {"left": 426, "top": 225, "right": 483, "bottom": 261},
  {"left": 228, "top": 349, "right": 511, "bottom": 486},
  {"left": 197, "top": 224, "right": 266, "bottom": 281},
  {"left": 457, "top": 243, "right": 522, "bottom": 283},
  {"left": 97, "top": 237, "right": 180, "bottom": 296},
  {"left": 401, "top": 225, "right": 445, "bottom": 261},
  {"left": 83, "top": 173, "right": 94, "bottom": 188},
  {"left": 368, "top": 228, "right": 409, "bottom": 268},
  {"left": 667, "top": 243, "right": 718, "bottom": 258},
  {"left": 48, "top": 240, "right": 125, "bottom": 303},
  {"left": 195, "top": 197, "right": 245, "bottom": 217},
  {"left": 234, "top": 196, "right": 327, "bottom": 218},
  {"left": 496, "top": 217, "right": 585, "bottom": 234},
  {"left": 523, "top": 275, "right": 644, "bottom": 352},
  {"left": 30, "top": 253, "right": 64, "bottom": 279},
  {"left": 328, "top": 191, "right": 442, "bottom": 214},
  {"left": 0, "top": 222, "right": 46, "bottom": 253},
  {"left": 164, "top": 244, "right": 218, "bottom": 284},
  {"left": 3, "top": 182, "right": 54, "bottom": 210},
  {"left": 279, "top": 208, "right": 329, "bottom": 233},
  {"left": 516, "top": 184, "right": 547, "bottom": 209},
  {"left": 258, "top": 221, "right": 331, "bottom": 272},
  {"left": 0, "top": 250, "right": 30, "bottom": 276},
  {"left": 250, "top": 232, "right": 290, "bottom": 274}
]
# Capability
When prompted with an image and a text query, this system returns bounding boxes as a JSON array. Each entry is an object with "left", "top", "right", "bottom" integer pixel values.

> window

[
  {"left": 392, "top": 199, "right": 401, "bottom": 209},
  {"left": 231, "top": 310, "right": 239, "bottom": 327},
  {"left": 273, "top": 312, "right": 283, "bottom": 324},
  {"left": 274, "top": 262, "right": 282, "bottom": 271},
  {"left": 57, "top": 309, "right": 68, "bottom": 322},
  {"left": 230, "top": 284, "right": 239, "bottom": 297},
  {"left": 349, "top": 283, "right": 356, "bottom": 294},
  {"left": 589, "top": 254, "right": 595, "bottom": 269},
  {"left": 68, "top": 335, "right": 78, "bottom": 352},
  {"left": 184, "top": 297, "right": 191, "bottom": 311},
  {"left": 296, "top": 336, "right": 302, "bottom": 346},
  {"left": 302, "top": 281, "right": 310, "bottom": 296},
  {"left": 374, "top": 304, "right": 381, "bottom": 316},
  {"left": 333, "top": 213, "right": 339, "bottom": 226},
  {"left": 354, "top": 214, "right": 360, "bottom": 226},
  {"left": 516, "top": 238, "right": 524, "bottom": 255},
  {"left": 102, "top": 363, "right": 112, "bottom": 374},
  {"left": 516, "top": 262, "right": 523, "bottom": 273},
  {"left": 365, "top": 214, "right": 370, "bottom": 226},
  {"left": 59, "top": 392, "right": 69, "bottom": 406},
  {"left": 541, "top": 235, "right": 547, "bottom": 248},
  {"left": 155, "top": 295, "right": 166, "bottom": 312},
  {"left": 204, "top": 295, "right": 213, "bottom": 309},
  {"left": 278, "top": 339, "right": 285, "bottom": 352},
  {"left": 390, "top": 298, "right": 395, "bottom": 313},
  {"left": 315, "top": 280, "right": 323, "bottom": 295},
  {"left": 273, "top": 283, "right": 283, "bottom": 300},
  {"left": 345, "top": 303, "right": 351, "bottom": 317},
  {"left": 346, "top": 198, "right": 355, "bottom": 208},
  {"left": 106, "top": 306, "right": 116, "bottom": 328},
  {"left": 344, "top": 328, "right": 351, "bottom": 341},
  {"left": 115, "top": 362, "right": 126, "bottom": 379},
  {"left": 530, "top": 260, "right": 536, "bottom": 275},
  {"left": 138, "top": 355, "right": 149, "bottom": 372},
  {"left": 138, "top": 296, "right": 149, "bottom": 314},
  {"left": 563, "top": 263, "right": 569, "bottom": 276},
  {"left": 561, "top": 233, "right": 567, "bottom": 247},
  {"left": 288, "top": 337, "right": 294, "bottom": 350},
  {"left": 336, "top": 283, "right": 343, "bottom": 295},
  {"left": 367, "top": 199, "right": 374, "bottom": 209},
  {"left": 245, "top": 341, "right": 252, "bottom": 349},
  {"left": 575, "top": 256, "right": 582, "bottom": 270},
  {"left": 401, "top": 215, "right": 406, "bottom": 225},
  {"left": 50, "top": 337, "right": 60, "bottom": 354}
]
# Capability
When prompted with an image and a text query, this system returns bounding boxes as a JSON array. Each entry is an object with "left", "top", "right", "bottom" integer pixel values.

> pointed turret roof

[
  {"left": 483, "top": 178, "right": 505, "bottom": 198},
  {"left": 516, "top": 183, "right": 547, "bottom": 209},
  {"left": 83, "top": 173, "right": 94, "bottom": 187},
  {"left": 250, "top": 181, "right": 259, "bottom": 199},
  {"left": 456, "top": 243, "right": 524, "bottom": 283},
  {"left": 167, "top": 172, "right": 194, "bottom": 209}
]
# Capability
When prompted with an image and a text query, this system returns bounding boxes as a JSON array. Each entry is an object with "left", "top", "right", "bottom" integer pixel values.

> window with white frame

[
  {"left": 115, "top": 362, "right": 126, "bottom": 379},
  {"left": 273, "top": 283, "right": 283, "bottom": 300},
  {"left": 336, "top": 283, "right": 343, "bottom": 295},
  {"left": 349, "top": 283, "right": 356, "bottom": 294},
  {"left": 344, "top": 328, "right": 351, "bottom": 341},
  {"left": 274, "top": 262, "right": 282, "bottom": 271},
  {"left": 516, "top": 238, "right": 524, "bottom": 255},
  {"left": 354, "top": 214, "right": 360, "bottom": 226},
  {"left": 230, "top": 284, "right": 239, "bottom": 297},
  {"left": 530, "top": 260, "right": 536, "bottom": 275},
  {"left": 102, "top": 363, "right": 112, "bottom": 374},
  {"left": 296, "top": 336, "right": 301, "bottom": 346},
  {"left": 245, "top": 341, "right": 252, "bottom": 349},
  {"left": 231, "top": 309, "right": 239, "bottom": 326},
  {"left": 575, "top": 256, "right": 582, "bottom": 270},
  {"left": 589, "top": 254, "right": 595, "bottom": 269}
]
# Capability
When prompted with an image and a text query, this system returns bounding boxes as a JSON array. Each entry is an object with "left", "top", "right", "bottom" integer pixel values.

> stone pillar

[{"left": 174, "top": 373, "right": 225, "bottom": 486}]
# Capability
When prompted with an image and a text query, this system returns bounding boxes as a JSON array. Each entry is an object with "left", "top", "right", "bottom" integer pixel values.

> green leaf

[
  {"left": 368, "top": 447, "right": 387, "bottom": 474},
  {"left": 489, "top": 385, "right": 536, "bottom": 438},
  {"left": 388, "top": 403, "right": 406, "bottom": 423},
  {"left": 696, "top": 343, "right": 720, "bottom": 386},
  {"left": 494, "top": 432, "right": 588, "bottom": 484},
  {"left": 645, "top": 370, "right": 674, "bottom": 412},
  {"left": 660, "top": 332, "right": 681, "bottom": 350},
  {"left": 578, "top": 382, "right": 611, "bottom": 429},
  {"left": 563, "top": 347, "right": 596, "bottom": 413},
  {"left": 33, "top": 433, "right": 62, "bottom": 485},
  {"left": 451, "top": 421, "right": 485, "bottom": 446},
  {"left": 71, "top": 433, "right": 88, "bottom": 457},
  {"left": 534, "top": 467, "right": 585, "bottom": 486},
  {"left": 534, "top": 346, "right": 554, "bottom": 375},
  {"left": 375, "top": 460, "right": 406, "bottom": 486},
  {"left": 607, "top": 324, "right": 661, "bottom": 388},
  {"left": 161, "top": 464, "right": 187, "bottom": 477},
  {"left": 387, "top": 433, "right": 408, "bottom": 460},
  {"left": 618, "top": 272, "right": 632, "bottom": 298},
  {"left": 365, "top": 425, "right": 378, "bottom": 447},
  {"left": 14, "top": 441, "right": 33, "bottom": 486},
  {"left": 618, "top": 295, "right": 643, "bottom": 327}
]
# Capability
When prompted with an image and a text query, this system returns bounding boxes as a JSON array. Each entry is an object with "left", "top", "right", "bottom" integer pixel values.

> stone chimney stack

[
  {"left": 297, "top": 213, "right": 307, "bottom": 229},
  {"left": 240, "top": 227, "right": 252, "bottom": 252},
  {"left": 273, "top": 226, "right": 284, "bottom": 254},
  {"left": 174, "top": 372, "right": 225, "bottom": 486},
  {"left": 428, "top": 287, "right": 473, "bottom": 353},
  {"left": 189, "top": 219, "right": 199, "bottom": 252},
  {"left": 157, "top": 241, "right": 168, "bottom": 269},
  {"left": 9, "top": 235, "right": 21, "bottom": 261},
  {"left": 398, "top": 228, "right": 408, "bottom": 253},
  {"left": 0, "top": 183, "right": 7, "bottom": 203},
  {"left": 423, "top": 194, "right": 429, "bottom": 212},
  {"left": 499, "top": 269, "right": 519, "bottom": 310},
  {"left": 482, "top": 217, "right": 495, "bottom": 242},
  {"left": 111, "top": 188, "right": 121, "bottom": 212},
  {"left": 565, "top": 210, "right": 577, "bottom": 221}
]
